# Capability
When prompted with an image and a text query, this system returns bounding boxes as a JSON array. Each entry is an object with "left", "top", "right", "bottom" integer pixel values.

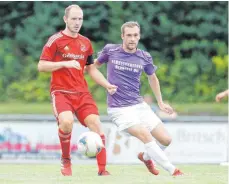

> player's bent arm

[
  {"left": 148, "top": 73, "right": 174, "bottom": 114},
  {"left": 38, "top": 60, "right": 65, "bottom": 72},
  {"left": 38, "top": 60, "right": 81, "bottom": 72},
  {"left": 148, "top": 73, "right": 163, "bottom": 104},
  {"left": 86, "top": 64, "right": 110, "bottom": 88}
]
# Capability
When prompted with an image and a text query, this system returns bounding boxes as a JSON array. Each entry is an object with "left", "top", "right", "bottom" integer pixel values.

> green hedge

[{"left": 0, "top": 2, "right": 228, "bottom": 103}]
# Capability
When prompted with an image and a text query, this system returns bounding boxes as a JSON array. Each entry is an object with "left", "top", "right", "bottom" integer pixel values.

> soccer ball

[{"left": 77, "top": 131, "right": 104, "bottom": 157}]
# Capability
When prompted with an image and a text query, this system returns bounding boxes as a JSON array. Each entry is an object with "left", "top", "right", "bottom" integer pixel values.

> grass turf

[{"left": 0, "top": 164, "right": 227, "bottom": 184}]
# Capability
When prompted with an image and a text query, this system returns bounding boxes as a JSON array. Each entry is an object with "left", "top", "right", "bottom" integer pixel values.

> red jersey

[{"left": 40, "top": 31, "right": 93, "bottom": 93}]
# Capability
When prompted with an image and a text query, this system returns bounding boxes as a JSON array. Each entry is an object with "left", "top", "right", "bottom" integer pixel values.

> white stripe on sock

[{"left": 156, "top": 141, "right": 168, "bottom": 151}]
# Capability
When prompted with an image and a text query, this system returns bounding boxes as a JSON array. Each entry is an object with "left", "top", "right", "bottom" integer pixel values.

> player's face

[
  {"left": 121, "top": 26, "right": 140, "bottom": 52},
  {"left": 64, "top": 8, "right": 83, "bottom": 34}
]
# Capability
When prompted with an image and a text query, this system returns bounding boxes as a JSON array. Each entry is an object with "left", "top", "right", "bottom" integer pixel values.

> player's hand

[
  {"left": 64, "top": 60, "right": 82, "bottom": 70},
  {"left": 215, "top": 92, "right": 226, "bottom": 102},
  {"left": 106, "top": 84, "right": 118, "bottom": 95},
  {"left": 158, "top": 102, "right": 174, "bottom": 114}
]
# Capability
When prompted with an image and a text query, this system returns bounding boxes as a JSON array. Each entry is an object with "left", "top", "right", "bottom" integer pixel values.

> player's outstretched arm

[
  {"left": 215, "top": 89, "right": 229, "bottom": 102},
  {"left": 94, "top": 59, "right": 103, "bottom": 68},
  {"left": 86, "top": 64, "right": 117, "bottom": 95},
  {"left": 148, "top": 73, "right": 174, "bottom": 114},
  {"left": 38, "top": 60, "right": 81, "bottom": 72}
]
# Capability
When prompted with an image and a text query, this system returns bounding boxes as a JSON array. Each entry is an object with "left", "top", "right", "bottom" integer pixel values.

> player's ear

[
  {"left": 121, "top": 33, "right": 124, "bottom": 40},
  {"left": 63, "top": 16, "right": 67, "bottom": 23}
]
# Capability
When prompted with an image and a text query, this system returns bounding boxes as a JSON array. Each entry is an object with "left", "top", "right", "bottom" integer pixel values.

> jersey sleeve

[
  {"left": 97, "top": 44, "right": 110, "bottom": 64},
  {"left": 143, "top": 52, "right": 157, "bottom": 75},
  {"left": 40, "top": 38, "right": 57, "bottom": 61}
]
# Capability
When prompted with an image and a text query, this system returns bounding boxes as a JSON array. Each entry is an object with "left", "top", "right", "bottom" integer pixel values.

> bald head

[
  {"left": 64, "top": 5, "right": 83, "bottom": 18},
  {"left": 63, "top": 4, "right": 84, "bottom": 35}
]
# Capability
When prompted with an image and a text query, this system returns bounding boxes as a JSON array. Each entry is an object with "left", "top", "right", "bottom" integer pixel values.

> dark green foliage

[{"left": 0, "top": 1, "right": 228, "bottom": 102}]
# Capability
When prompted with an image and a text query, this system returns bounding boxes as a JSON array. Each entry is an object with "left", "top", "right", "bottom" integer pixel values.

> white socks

[
  {"left": 156, "top": 141, "right": 168, "bottom": 151},
  {"left": 145, "top": 141, "right": 175, "bottom": 175},
  {"left": 143, "top": 152, "right": 151, "bottom": 161},
  {"left": 143, "top": 141, "right": 168, "bottom": 160}
]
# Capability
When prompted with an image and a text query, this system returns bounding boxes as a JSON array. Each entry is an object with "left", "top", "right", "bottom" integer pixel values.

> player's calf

[
  {"left": 84, "top": 114, "right": 111, "bottom": 175},
  {"left": 96, "top": 134, "right": 111, "bottom": 175}
]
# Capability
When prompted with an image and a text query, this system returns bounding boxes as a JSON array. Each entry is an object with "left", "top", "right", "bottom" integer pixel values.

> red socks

[
  {"left": 58, "top": 128, "right": 72, "bottom": 159},
  {"left": 59, "top": 130, "right": 106, "bottom": 172},
  {"left": 96, "top": 134, "right": 107, "bottom": 172}
]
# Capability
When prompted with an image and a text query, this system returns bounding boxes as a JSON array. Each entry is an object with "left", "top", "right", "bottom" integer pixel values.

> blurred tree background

[{"left": 0, "top": 1, "right": 228, "bottom": 103}]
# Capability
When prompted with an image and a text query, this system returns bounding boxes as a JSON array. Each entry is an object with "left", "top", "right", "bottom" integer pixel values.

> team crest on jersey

[
  {"left": 64, "top": 45, "right": 70, "bottom": 51},
  {"left": 80, "top": 44, "right": 86, "bottom": 52}
]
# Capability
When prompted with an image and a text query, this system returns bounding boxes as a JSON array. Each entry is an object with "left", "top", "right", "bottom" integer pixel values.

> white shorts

[{"left": 107, "top": 102, "right": 162, "bottom": 132}]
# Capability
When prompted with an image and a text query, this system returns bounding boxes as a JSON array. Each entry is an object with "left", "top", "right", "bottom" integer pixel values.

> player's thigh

[
  {"left": 127, "top": 124, "right": 153, "bottom": 144},
  {"left": 84, "top": 114, "right": 103, "bottom": 135},
  {"left": 107, "top": 106, "right": 141, "bottom": 132},
  {"left": 151, "top": 123, "right": 172, "bottom": 146},
  {"left": 75, "top": 92, "right": 99, "bottom": 127},
  {"left": 137, "top": 102, "right": 162, "bottom": 132},
  {"left": 138, "top": 103, "right": 172, "bottom": 145},
  {"left": 51, "top": 92, "right": 74, "bottom": 125}
]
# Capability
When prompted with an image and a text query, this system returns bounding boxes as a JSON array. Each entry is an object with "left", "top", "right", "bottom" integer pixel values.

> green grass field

[
  {"left": 0, "top": 102, "right": 227, "bottom": 115},
  {"left": 0, "top": 164, "right": 227, "bottom": 184}
]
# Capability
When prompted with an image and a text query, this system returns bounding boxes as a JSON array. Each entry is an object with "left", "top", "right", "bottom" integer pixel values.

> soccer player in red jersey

[{"left": 38, "top": 4, "right": 117, "bottom": 176}]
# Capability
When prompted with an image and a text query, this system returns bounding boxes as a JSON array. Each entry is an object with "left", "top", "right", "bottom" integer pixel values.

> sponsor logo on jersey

[{"left": 62, "top": 53, "right": 85, "bottom": 60}]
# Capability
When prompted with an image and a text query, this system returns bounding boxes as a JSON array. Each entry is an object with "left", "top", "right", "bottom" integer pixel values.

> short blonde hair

[
  {"left": 64, "top": 5, "right": 82, "bottom": 17},
  {"left": 121, "top": 21, "right": 140, "bottom": 34}
]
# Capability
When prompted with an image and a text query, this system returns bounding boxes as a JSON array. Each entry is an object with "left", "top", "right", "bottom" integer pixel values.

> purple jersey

[{"left": 97, "top": 44, "right": 157, "bottom": 107}]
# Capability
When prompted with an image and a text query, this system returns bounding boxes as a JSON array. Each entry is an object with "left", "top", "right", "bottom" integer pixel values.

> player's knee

[
  {"left": 59, "top": 118, "right": 74, "bottom": 132},
  {"left": 140, "top": 132, "right": 152, "bottom": 143},
  {"left": 161, "top": 137, "right": 172, "bottom": 146}
]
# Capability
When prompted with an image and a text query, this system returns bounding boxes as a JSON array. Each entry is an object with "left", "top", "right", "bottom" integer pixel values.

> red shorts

[{"left": 51, "top": 91, "right": 99, "bottom": 126}]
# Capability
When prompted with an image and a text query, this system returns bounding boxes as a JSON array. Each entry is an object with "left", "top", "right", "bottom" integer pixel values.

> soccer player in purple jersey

[{"left": 95, "top": 21, "right": 183, "bottom": 176}]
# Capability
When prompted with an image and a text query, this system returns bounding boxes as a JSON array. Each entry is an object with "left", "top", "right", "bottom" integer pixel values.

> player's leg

[
  {"left": 150, "top": 123, "right": 183, "bottom": 176},
  {"left": 84, "top": 114, "right": 110, "bottom": 176},
  {"left": 58, "top": 111, "right": 74, "bottom": 159},
  {"left": 127, "top": 124, "right": 177, "bottom": 175},
  {"left": 151, "top": 123, "right": 172, "bottom": 151},
  {"left": 126, "top": 124, "right": 159, "bottom": 175},
  {"left": 75, "top": 92, "right": 110, "bottom": 176},
  {"left": 51, "top": 92, "right": 74, "bottom": 176},
  {"left": 138, "top": 102, "right": 171, "bottom": 150},
  {"left": 139, "top": 122, "right": 171, "bottom": 168},
  {"left": 139, "top": 102, "right": 183, "bottom": 176}
]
